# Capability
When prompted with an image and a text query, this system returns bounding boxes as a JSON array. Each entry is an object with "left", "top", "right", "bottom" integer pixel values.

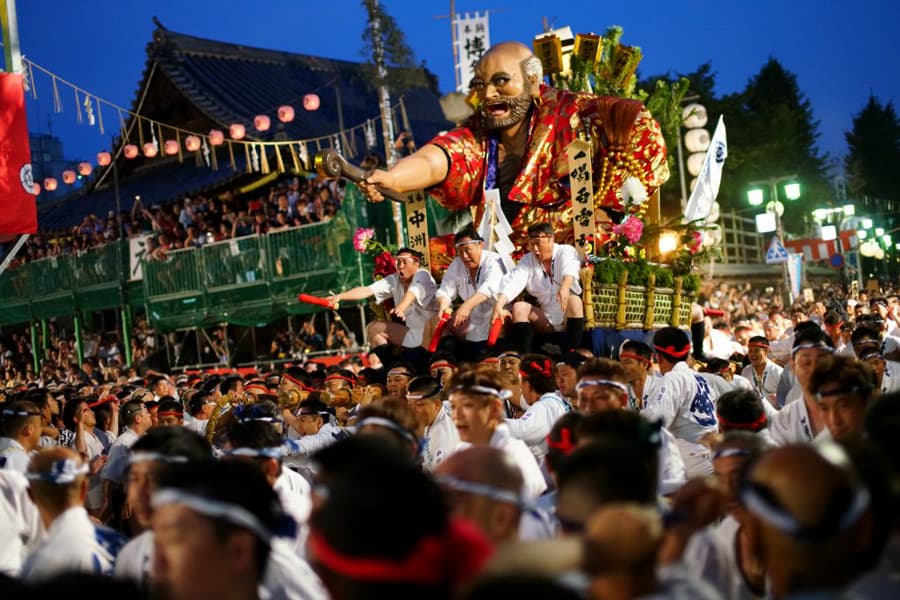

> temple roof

[{"left": 39, "top": 24, "right": 450, "bottom": 229}]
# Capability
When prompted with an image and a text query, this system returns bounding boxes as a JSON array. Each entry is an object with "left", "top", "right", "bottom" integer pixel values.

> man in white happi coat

[
  {"left": 770, "top": 329, "right": 833, "bottom": 446},
  {"left": 740, "top": 335, "right": 783, "bottom": 407},
  {"left": 406, "top": 375, "right": 459, "bottom": 471},
  {"left": 504, "top": 354, "right": 570, "bottom": 463},
  {"left": 0, "top": 401, "right": 43, "bottom": 474},
  {"left": 329, "top": 246, "right": 438, "bottom": 353},
  {"left": 641, "top": 327, "right": 719, "bottom": 477},
  {"left": 492, "top": 222, "right": 585, "bottom": 354},
  {"left": 20, "top": 448, "right": 125, "bottom": 581},
  {"left": 434, "top": 225, "right": 505, "bottom": 348}
]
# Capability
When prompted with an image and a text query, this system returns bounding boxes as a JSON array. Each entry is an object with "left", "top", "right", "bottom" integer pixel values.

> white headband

[
  {"left": 152, "top": 488, "right": 275, "bottom": 543},
  {"left": 223, "top": 446, "right": 285, "bottom": 459},
  {"left": 575, "top": 379, "right": 629, "bottom": 394},
  {"left": 129, "top": 451, "right": 190, "bottom": 465},
  {"left": 27, "top": 458, "right": 88, "bottom": 485},
  {"left": 449, "top": 385, "right": 511, "bottom": 400}
]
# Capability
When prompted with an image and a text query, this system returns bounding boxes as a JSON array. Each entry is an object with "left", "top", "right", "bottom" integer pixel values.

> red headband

[
  {"left": 283, "top": 372, "right": 315, "bottom": 392},
  {"left": 716, "top": 413, "right": 767, "bottom": 432},
  {"left": 653, "top": 343, "right": 691, "bottom": 358},
  {"left": 244, "top": 384, "right": 272, "bottom": 395},
  {"left": 308, "top": 517, "right": 492, "bottom": 584},
  {"left": 87, "top": 396, "right": 116, "bottom": 409},
  {"left": 157, "top": 410, "right": 183, "bottom": 418},
  {"left": 324, "top": 374, "right": 357, "bottom": 387},
  {"left": 546, "top": 428, "right": 575, "bottom": 455},
  {"left": 619, "top": 352, "right": 651, "bottom": 365},
  {"left": 430, "top": 361, "right": 457, "bottom": 370},
  {"left": 525, "top": 359, "right": 553, "bottom": 378}
]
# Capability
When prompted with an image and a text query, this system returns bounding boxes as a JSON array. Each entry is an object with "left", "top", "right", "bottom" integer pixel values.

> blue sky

[{"left": 13, "top": 0, "right": 900, "bottom": 170}]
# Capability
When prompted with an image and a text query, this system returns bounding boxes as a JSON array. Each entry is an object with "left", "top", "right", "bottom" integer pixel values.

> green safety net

[{"left": 0, "top": 183, "right": 422, "bottom": 330}]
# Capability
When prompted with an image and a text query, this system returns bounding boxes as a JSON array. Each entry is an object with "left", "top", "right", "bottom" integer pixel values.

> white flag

[
  {"left": 684, "top": 115, "right": 727, "bottom": 224},
  {"left": 454, "top": 12, "right": 491, "bottom": 93}
]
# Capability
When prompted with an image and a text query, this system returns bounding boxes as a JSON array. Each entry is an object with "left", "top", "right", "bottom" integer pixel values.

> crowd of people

[
  {"left": 2, "top": 227, "right": 899, "bottom": 598},
  {"left": 15, "top": 174, "right": 346, "bottom": 265}
]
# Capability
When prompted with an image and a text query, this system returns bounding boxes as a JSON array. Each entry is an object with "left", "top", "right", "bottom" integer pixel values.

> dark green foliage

[{"left": 845, "top": 95, "right": 900, "bottom": 203}]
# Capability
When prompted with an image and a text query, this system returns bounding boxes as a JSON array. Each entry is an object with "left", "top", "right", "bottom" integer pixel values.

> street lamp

[{"left": 747, "top": 175, "right": 800, "bottom": 305}]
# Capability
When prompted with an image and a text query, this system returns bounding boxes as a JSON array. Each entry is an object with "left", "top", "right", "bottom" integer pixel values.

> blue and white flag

[{"left": 684, "top": 115, "right": 727, "bottom": 224}]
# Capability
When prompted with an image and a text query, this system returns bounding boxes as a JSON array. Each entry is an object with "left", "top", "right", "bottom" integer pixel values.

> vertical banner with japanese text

[
  {"left": 454, "top": 12, "right": 491, "bottom": 93},
  {"left": 566, "top": 139, "right": 595, "bottom": 257},
  {"left": 404, "top": 191, "right": 430, "bottom": 268}
]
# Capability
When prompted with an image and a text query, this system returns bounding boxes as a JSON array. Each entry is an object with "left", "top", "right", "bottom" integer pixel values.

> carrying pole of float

[{"left": 364, "top": 0, "right": 404, "bottom": 246}]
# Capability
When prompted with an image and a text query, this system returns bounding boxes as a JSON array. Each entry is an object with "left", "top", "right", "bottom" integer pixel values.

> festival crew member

[
  {"left": 448, "top": 368, "right": 547, "bottom": 498},
  {"left": 807, "top": 354, "right": 876, "bottom": 443},
  {"left": 434, "top": 225, "right": 506, "bottom": 353},
  {"left": 857, "top": 345, "right": 900, "bottom": 394},
  {"left": 769, "top": 328, "right": 833, "bottom": 445},
  {"left": 357, "top": 42, "right": 667, "bottom": 250},
  {"left": 618, "top": 340, "right": 661, "bottom": 412},
  {"left": 575, "top": 358, "right": 686, "bottom": 496},
  {"left": 406, "top": 375, "right": 460, "bottom": 471},
  {"left": 282, "top": 398, "right": 346, "bottom": 467},
  {"left": 61, "top": 396, "right": 108, "bottom": 513},
  {"left": 20, "top": 447, "right": 126, "bottom": 581},
  {"left": 151, "top": 460, "right": 316, "bottom": 600},
  {"left": 504, "top": 354, "right": 570, "bottom": 463},
  {"left": 641, "top": 327, "right": 719, "bottom": 478},
  {"left": 492, "top": 223, "right": 584, "bottom": 354},
  {"left": 0, "top": 401, "right": 43, "bottom": 474},
  {"left": 555, "top": 350, "right": 586, "bottom": 407},
  {"left": 740, "top": 335, "right": 783, "bottom": 407},
  {"left": 328, "top": 247, "right": 438, "bottom": 361}
]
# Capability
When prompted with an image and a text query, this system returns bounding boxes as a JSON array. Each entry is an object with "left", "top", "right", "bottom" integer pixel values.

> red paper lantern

[
  {"left": 143, "top": 142, "right": 158, "bottom": 158},
  {"left": 185, "top": 135, "right": 201, "bottom": 152},
  {"left": 208, "top": 129, "right": 224, "bottom": 146},
  {"left": 97, "top": 151, "right": 112, "bottom": 166},
  {"left": 277, "top": 105, "right": 295, "bottom": 123},
  {"left": 43, "top": 177, "right": 57, "bottom": 191},
  {"left": 32, "top": 182, "right": 41, "bottom": 195},
  {"left": 164, "top": 140, "right": 179, "bottom": 155},
  {"left": 123, "top": 144, "right": 139, "bottom": 159},
  {"left": 78, "top": 162, "right": 93, "bottom": 177},
  {"left": 303, "top": 94, "right": 320, "bottom": 111},
  {"left": 254, "top": 115, "right": 271, "bottom": 132},
  {"left": 62, "top": 170, "right": 76, "bottom": 184},
  {"left": 229, "top": 124, "right": 246, "bottom": 140}
]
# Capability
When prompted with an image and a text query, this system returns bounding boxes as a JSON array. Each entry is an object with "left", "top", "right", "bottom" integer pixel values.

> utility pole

[{"left": 364, "top": 0, "right": 404, "bottom": 246}]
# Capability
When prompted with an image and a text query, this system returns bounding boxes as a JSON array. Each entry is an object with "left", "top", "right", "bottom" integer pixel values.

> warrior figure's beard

[{"left": 482, "top": 90, "right": 533, "bottom": 130}]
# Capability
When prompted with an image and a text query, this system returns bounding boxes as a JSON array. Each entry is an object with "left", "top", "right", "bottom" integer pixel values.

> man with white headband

[
  {"left": 770, "top": 328, "right": 833, "bottom": 445},
  {"left": 741, "top": 443, "right": 875, "bottom": 598},
  {"left": 0, "top": 400, "right": 43, "bottom": 474},
  {"left": 151, "top": 460, "right": 317, "bottom": 600},
  {"left": 740, "top": 335, "right": 783, "bottom": 407},
  {"left": 20, "top": 447, "right": 126, "bottom": 581},
  {"left": 434, "top": 225, "right": 506, "bottom": 354},
  {"left": 115, "top": 427, "right": 212, "bottom": 586},
  {"left": 447, "top": 368, "right": 546, "bottom": 498},
  {"left": 505, "top": 354, "right": 570, "bottom": 462},
  {"left": 641, "top": 327, "right": 719, "bottom": 477},
  {"left": 575, "top": 358, "right": 686, "bottom": 496},
  {"left": 406, "top": 375, "right": 459, "bottom": 470}
]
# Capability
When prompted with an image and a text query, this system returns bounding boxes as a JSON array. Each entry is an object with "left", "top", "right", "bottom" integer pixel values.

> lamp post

[{"left": 748, "top": 175, "right": 799, "bottom": 306}]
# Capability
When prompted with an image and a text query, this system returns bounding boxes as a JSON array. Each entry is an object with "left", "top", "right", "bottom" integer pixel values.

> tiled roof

[{"left": 42, "top": 24, "right": 451, "bottom": 228}]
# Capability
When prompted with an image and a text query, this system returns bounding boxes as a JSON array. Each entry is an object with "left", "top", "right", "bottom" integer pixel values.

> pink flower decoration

[
  {"left": 688, "top": 230, "right": 703, "bottom": 254},
  {"left": 352, "top": 227, "right": 375, "bottom": 252},
  {"left": 613, "top": 216, "right": 644, "bottom": 244}
]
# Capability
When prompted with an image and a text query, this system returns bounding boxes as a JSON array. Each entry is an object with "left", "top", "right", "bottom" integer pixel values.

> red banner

[{"left": 0, "top": 73, "right": 37, "bottom": 235}]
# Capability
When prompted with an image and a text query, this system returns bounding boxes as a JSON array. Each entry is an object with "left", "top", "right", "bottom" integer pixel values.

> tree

[
  {"left": 715, "top": 58, "right": 830, "bottom": 232},
  {"left": 360, "top": 0, "right": 429, "bottom": 91},
  {"left": 845, "top": 94, "right": 900, "bottom": 203}
]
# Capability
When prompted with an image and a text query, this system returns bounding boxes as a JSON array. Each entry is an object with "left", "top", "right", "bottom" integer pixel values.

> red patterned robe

[{"left": 426, "top": 85, "right": 668, "bottom": 245}]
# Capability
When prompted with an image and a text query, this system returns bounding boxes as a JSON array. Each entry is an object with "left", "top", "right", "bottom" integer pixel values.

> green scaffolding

[{"left": 0, "top": 183, "right": 385, "bottom": 331}]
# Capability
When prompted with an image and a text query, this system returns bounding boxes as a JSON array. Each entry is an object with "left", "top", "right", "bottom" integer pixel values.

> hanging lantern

[
  {"left": 43, "top": 177, "right": 57, "bottom": 191},
  {"left": 62, "top": 170, "right": 76, "bottom": 184},
  {"left": 97, "top": 151, "right": 112, "bottom": 166},
  {"left": 143, "top": 142, "right": 158, "bottom": 158},
  {"left": 32, "top": 182, "right": 41, "bottom": 195},
  {"left": 185, "top": 135, "right": 201, "bottom": 152},
  {"left": 164, "top": 140, "right": 179, "bottom": 155},
  {"left": 229, "top": 124, "right": 246, "bottom": 140},
  {"left": 209, "top": 129, "right": 224, "bottom": 146},
  {"left": 303, "top": 94, "right": 320, "bottom": 111},
  {"left": 254, "top": 115, "right": 271, "bottom": 132},
  {"left": 123, "top": 144, "right": 139, "bottom": 159},
  {"left": 277, "top": 105, "right": 295, "bottom": 123},
  {"left": 78, "top": 162, "right": 93, "bottom": 177}
]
